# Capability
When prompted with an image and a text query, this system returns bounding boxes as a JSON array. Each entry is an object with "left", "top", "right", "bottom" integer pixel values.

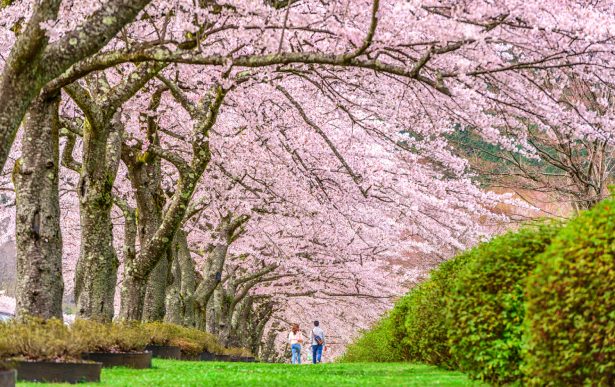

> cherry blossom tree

[{"left": 1, "top": 0, "right": 615, "bottom": 358}]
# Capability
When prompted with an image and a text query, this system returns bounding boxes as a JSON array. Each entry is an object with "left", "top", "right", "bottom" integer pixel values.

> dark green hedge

[
  {"left": 523, "top": 198, "right": 615, "bottom": 386},
  {"left": 401, "top": 254, "right": 470, "bottom": 369},
  {"left": 340, "top": 315, "right": 404, "bottom": 362},
  {"left": 446, "top": 223, "right": 560, "bottom": 384}
]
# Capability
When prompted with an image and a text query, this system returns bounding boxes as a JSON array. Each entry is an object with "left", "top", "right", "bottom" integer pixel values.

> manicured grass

[{"left": 18, "top": 359, "right": 486, "bottom": 386}]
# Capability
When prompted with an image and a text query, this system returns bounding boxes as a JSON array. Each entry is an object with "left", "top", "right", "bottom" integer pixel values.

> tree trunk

[
  {"left": 118, "top": 274, "right": 147, "bottom": 321},
  {"left": 142, "top": 251, "right": 171, "bottom": 321},
  {"left": 74, "top": 118, "right": 122, "bottom": 321},
  {"left": 12, "top": 93, "right": 63, "bottom": 320},
  {"left": 193, "top": 214, "right": 249, "bottom": 321},
  {"left": 165, "top": 230, "right": 197, "bottom": 326}
]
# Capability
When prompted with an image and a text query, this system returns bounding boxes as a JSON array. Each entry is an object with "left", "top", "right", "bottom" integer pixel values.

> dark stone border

[
  {"left": 145, "top": 345, "right": 182, "bottom": 360},
  {"left": 213, "top": 354, "right": 232, "bottom": 362},
  {"left": 0, "top": 369, "right": 16, "bottom": 387},
  {"left": 81, "top": 351, "right": 152, "bottom": 369},
  {"left": 198, "top": 352, "right": 216, "bottom": 361},
  {"left": 13, "top": 360, "right": 101, "bottom": 383}
]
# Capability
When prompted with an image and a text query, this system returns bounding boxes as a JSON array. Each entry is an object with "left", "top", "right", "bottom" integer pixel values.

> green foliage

[
  {"left": 402, "top": 254, "right": 471, "bottom": 369},
  {"left": 339, "top": 315, "right": 404, "bottom": 362},
  {"left": 341, "top": 253, "right": 471, "bottom": 366},
  {"left": 1, "top": 318, "right": 88, "bottom": 361},
  {"left": 447, "top": 222, "right": 560, "bottom": 384},
  {"left": 71, "top": 320, "right": 149, "bottom": 353},
  {"left": 174, "top": 325, "right": 223, "bottom": 355},
  {"left": 0, "top": 322, "right": 13, "bottom": 370},
  {"left": 143, "top": 321, "right": 182, "bottom": 346},
  {"left": 223, "top": 347, "right": 253, "bottom": 357},
  {"left": 523, "top": 199, "right": 615, "bottom": 386},
  {"left": 143, "top": 322, "right": 223, "bottom": 355}
]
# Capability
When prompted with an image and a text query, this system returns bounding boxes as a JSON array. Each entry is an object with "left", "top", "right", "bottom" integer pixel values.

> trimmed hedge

[
  {"left": 523, "top": 198, "right": 615, "bottom": 386},
  {"left": 401, "top": 254, "right": 470, "bottom": 368},
  {"left": 447, "top": 223, "right": 560, "bottom": 384},
  {"left": 72, "top": 320, "right": 149, "bottom": 353},
  {"left": 143, "top": 322, "right": 224, "bottom": 355},
  {"left": 340, "top": 315, "right": 403, "bottom": 362},
  {"left": 0, "top": 318, "right": 88, "bottom": 360}
]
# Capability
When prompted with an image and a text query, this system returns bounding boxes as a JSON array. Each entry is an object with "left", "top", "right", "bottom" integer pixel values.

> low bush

[
  {"left": 341, "top": 253, "right": 470, "bottom": 365},
  {"left": 174, "top": 325, "right": 223, "bottom": 355},
  {"left": 387, "top": 293, "right": 412, "bottom": 360},
  {"left": 339, "top": 315, "right": 403, "bottom": 362},
  {"left": 402, "top": 253, "right": 471, "bottom": 368},
  {"left": 0, "top": 322, "right": 13, "bottom": 370},
  {"left": 223, "top": 347, "right": 253, "bottom": 357},
  {"left": 447, "top": 222, "right": 560, "bottom": 384},
  {"left": 71, "top": 320, "right": 149, "bottom": 353},
  {"left": 143, "top": 321, "right": 182, "bottom": 347},
  {"left": 143, "top": 322, "right": 223, "bottom": 355},
  {"left": 523, "top": 198, "right": 615, "bottom": 386},
  {"left": 2, "top": 318, "right": 87, "bottom": 361}
]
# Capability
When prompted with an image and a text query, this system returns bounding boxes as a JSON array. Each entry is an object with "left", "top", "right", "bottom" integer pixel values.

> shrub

[
  {"left": 339, "top": 315, "right": 403, "bottom": 362},
  {"left": 143, "top": 322, "right": 223, "bottom": 355},
  {"left": 174, "top": 326, "right": 223, "bottom": 355},
  {"left": 71, "top": 320, "right": 149, "bottom": 353},
  {"left": 0, "top": 322, "right": 13, "bottom": 370},
  {"left": 143, "top": 321, "right": 182, "bottom": 347},
  {"left": 402, "top": 253, "right": 471, "bottom": 368},
  {"left": 447, "top": 222, "right": 560, "bottom": 384},
  {"left": 341, "top": 253, "right": 470, "bottom": 365},
  {"left": 223, "top": 347, "right": 252, "bottom": 357},
  {"left": 387, "top": 293, "right": 412, "bottom": 360},
  {"left": 2, "top": 318, "right": 87, "bottom": 361},
  {"left": 523, "top": 199, "right": 615, "bottom": 386}
]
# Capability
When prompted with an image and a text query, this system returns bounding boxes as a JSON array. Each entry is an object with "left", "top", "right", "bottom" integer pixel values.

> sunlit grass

[{"left": 18, "top": 358, "right": 487, "bottom": 386}]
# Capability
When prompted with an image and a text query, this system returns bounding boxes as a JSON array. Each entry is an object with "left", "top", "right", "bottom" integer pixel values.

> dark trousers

[{"left": 312, "top": 344, "right": 323, "bottom": 363}]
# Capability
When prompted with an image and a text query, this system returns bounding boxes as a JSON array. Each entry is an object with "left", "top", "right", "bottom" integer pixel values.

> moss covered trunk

[
  {"left": 74, "top": 117, "right": 122, "bottom": 322},
  {"left": 165, "top": 230, "right": 197, "bottom": 326},
  {"left": 13, "top": 93, "right": 63, "bottom": 320}
]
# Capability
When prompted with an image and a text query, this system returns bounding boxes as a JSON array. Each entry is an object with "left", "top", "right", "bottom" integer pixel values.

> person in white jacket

[
  {"left": 309, "top": 321, "right": 325, "bottom": 364},
  {"left": 288, "top": 323, "right": 304, "bottom": 364}
]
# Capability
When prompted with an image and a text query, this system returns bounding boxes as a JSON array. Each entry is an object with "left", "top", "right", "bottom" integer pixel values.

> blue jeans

[
  {"left": 312, "top": 344, "right": 323, "bottom": 363},
  {"left": 291, "top": 344, "right": 302, "bottom": 364}
]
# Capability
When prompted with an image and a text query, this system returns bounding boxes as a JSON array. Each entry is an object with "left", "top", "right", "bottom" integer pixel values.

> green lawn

[{"left": 18, "top": 359, "right": 486, "bottom": 386}]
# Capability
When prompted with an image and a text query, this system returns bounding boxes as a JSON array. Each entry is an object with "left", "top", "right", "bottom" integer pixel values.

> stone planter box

[
  {"left": 179, "top": 352, "right": 199, "bottom": 361},
  {"left": 13, "top": 360, "right": 101, "bottom": 383},
  {"left": 81, "top": 351, "right": 152, "bottom": 369},
  {"left": 182, "top": 352, "right": 231, "bottom": 361},
  {"left": 213, "top": 354, "right": 231, "bottom": 362},
  {"left": 0, "top": 368, "right": 16, "bottom": 387},
  {"left": 196, "top": 352, "right": 215, "bottom": 361},
  {"left": 145, "top": 345, "right": 182, "bottom": 360}
]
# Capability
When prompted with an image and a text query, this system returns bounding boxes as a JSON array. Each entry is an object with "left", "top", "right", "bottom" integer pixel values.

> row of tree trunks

[
  {"left": 118, "top": 84, "right": 226, "bottom": 321},
  {"left": 66, "top": 64, "right": 166, "bottom": 322},
  {"left": 8, "top": 80, "right": 270, "bottom": 354}
]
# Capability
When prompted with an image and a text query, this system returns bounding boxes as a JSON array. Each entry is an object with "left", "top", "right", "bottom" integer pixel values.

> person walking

[
  {"left": 288, "top": 323, "right": 304, "bottom": 364},
  {"left": 310, "top": 320, "right": 325, "bottom": 364}
]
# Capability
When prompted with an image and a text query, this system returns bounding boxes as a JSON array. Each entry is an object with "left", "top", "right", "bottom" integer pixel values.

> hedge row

[
  {"left": 0, "top": 319, "right": 247, "bottom": 361},
  {"left": 342, "top": 197, "right": 615, "bottom": 386}
]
